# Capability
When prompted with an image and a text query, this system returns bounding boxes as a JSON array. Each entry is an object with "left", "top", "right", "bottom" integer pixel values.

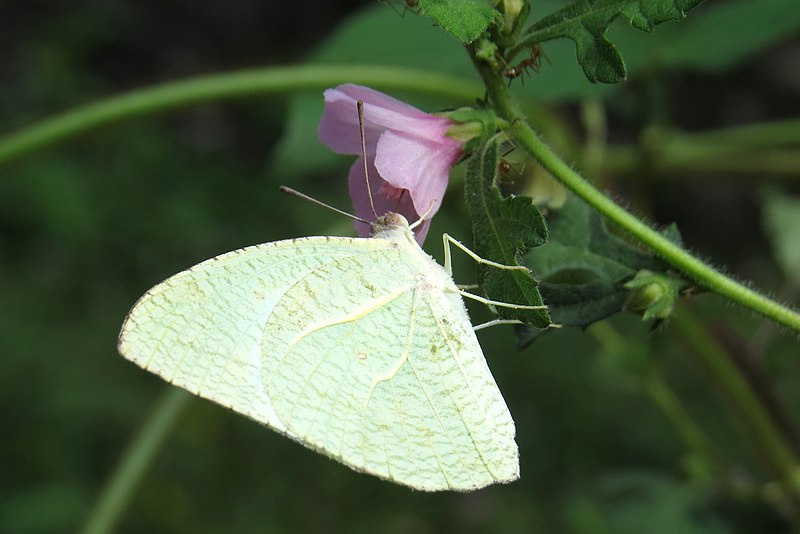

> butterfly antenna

[
  {"left": 357, "top": 100, "right": 378, "bottom": 219},
  {"left": 408, "top": 199, "right": 437, "bottom": 231},
  {"left": 279, "top": 185, "right": 371, "bottom": 224}
]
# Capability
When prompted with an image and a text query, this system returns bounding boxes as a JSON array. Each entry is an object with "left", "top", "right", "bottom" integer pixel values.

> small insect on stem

[
  {"left": 498, "top": 158, "right": 512, "bottom": 176},
  {"left": 496, "top": 142, "right": 524, "bottom": 184},
  {"left": 503, "top": 45, "right": 550, "bottom": 86},
  {"left": 384, "top": 0, "right": 419, "bottom": 17},
  {"left": 496, "top": 157, "right": 522, "bottom": 186}
]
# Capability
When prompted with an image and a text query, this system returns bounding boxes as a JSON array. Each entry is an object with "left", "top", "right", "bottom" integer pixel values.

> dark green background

[{"left": 1, "top": 1, "right": 799, "bottom": 532}]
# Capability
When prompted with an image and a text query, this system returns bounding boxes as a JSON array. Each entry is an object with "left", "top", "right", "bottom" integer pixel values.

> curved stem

[
  {"left": 472, "top": 52, "right": 800, "bottom": 334},
  {"left": 0, "top": 64, "right": 483, "bottom": 168},
  {"left": 80, "top": 387, "right": 192, "bottom": 534}
]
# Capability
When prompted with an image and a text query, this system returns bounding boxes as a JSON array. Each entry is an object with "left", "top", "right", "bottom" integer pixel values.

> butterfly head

[{"left": 371, "top": 212, "right": 415, "bottom": 241}]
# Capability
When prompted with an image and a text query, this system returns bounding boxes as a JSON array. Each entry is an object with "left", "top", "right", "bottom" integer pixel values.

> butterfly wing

[
  {"left": 119, "top": 235, "right": 519, "bottom": 491},
  {"left": 261, "top": 238, "right": 519, "bottom": 491}
]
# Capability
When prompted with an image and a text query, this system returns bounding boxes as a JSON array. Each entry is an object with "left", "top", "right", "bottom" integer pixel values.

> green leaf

[
  {"left": 465, "top": 136, "right": 551, "bottom": 327},
  {"left": 417, "top": 0, "right": 503, "bottom": 43},
  {"left": 518, "top": 194, "right": 683, "bottom": 346},
  {"left": 523, "top": 0, "right": 707, "bottom": 83}
]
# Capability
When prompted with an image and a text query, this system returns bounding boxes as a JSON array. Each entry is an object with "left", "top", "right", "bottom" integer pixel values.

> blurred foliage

[{"left": 1, "top": 0, "right": 800, "bottom": 533}]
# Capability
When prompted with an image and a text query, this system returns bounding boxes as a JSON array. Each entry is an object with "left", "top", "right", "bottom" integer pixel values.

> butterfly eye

[{"left": 384, "top": 213, "right": 409, "bottom": 228}]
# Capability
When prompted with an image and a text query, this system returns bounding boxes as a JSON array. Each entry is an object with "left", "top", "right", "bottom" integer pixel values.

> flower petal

[
  {"left": 318, "top": 91, "right": 380, "bottom": 155},
  {"left": 348, "top": 156, "right": 431, "bottom": 243},
  {"left": 374, "top": 129, "right": 460, "bottom": 217},
  {"left": 333, "top": 84, "right": 430, "bottom": 118},
  {"left": 318, "top": 84, "right": 451, "bottom": 155}
]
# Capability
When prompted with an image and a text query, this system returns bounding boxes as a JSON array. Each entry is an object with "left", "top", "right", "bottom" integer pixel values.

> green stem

[
  {"left": 0, "top": 64, "right": 484, "bottom": 168},
  {"left": 472, "top": 53, "right": 800, "bottom": 334},
  {"left": 80, "top": 387, "right": 192, "bottom": 534},
  {"left": 672, "top": 310, "right": 800, "bottom": 502}
]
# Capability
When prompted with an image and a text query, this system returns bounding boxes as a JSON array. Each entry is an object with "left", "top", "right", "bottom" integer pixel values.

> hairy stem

[{"left": 471, "top": 51, "right": 800, "bottom": 334}]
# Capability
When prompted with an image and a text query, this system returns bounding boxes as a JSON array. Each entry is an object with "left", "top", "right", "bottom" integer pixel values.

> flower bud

[{"left": 624, "top": 270, "right": 684, "bottom": 320}]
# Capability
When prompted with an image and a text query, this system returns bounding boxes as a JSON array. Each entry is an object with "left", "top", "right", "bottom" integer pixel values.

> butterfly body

[{"left": 119, "top": 214, "right": 519, "bottom": 491}]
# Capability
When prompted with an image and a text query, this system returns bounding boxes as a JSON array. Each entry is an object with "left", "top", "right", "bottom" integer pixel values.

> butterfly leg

[
  {"left": 457, "top": 290, "right": 546, "bottom": 311},
  {"left": 474, "top": 319, "right": 563, "bottom": 332},
  {"left": 442, "top": 234, "right": 547, "bottom": 312},
  {"left": 473, "top": 318, "right": 523, "bottom": 331},
  {"left": 456, "top": 283, "right": 479, "bottom": 290},
  {"left": 442, "top": 233, "right": 530, "bottom": 277}
]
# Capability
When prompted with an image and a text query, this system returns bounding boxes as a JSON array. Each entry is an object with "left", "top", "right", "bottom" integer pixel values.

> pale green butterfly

[{"left": 118, "top": 105, "right": 545, "bottom": 492}]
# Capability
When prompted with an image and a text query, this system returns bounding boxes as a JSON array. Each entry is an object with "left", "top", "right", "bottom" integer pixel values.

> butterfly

[{"left": 118, "top": 207, "right": 547, "bottom": 491}]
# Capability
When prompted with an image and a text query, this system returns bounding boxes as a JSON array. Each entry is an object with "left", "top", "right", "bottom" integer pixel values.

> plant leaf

[
  {"left": 522, "top": 0, "right": 707, "bottom": 83},
  {"left": 465, "top": 136, "right": 551, "bottom": 327},
  {"left": 518, "top": 194, "right": 683, "bottom": 346},
  {"left": 417, "top": 0, "right": 503, "bottom": 43}
]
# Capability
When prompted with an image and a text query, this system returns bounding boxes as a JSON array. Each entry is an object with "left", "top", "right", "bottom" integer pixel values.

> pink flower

[{"left": 318, "top": 84, "right": 463, "bottom": 244}]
